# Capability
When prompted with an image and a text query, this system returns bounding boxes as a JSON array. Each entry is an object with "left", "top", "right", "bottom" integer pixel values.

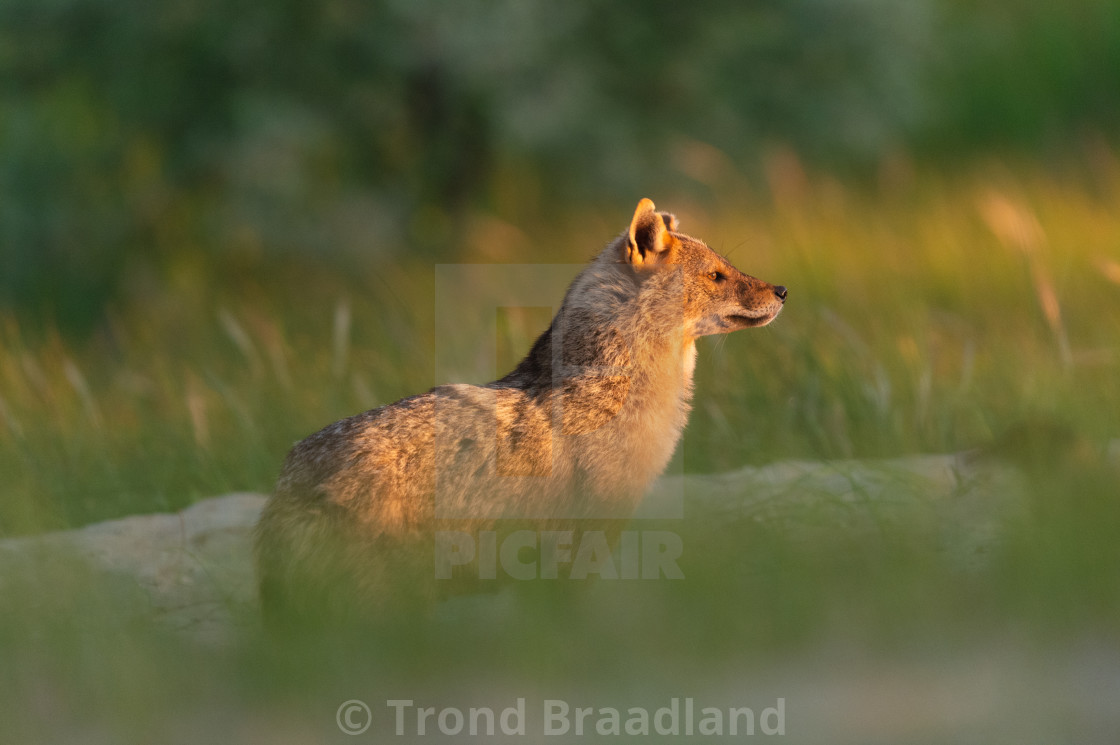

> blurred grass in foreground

[{"left": 2, "top": 457, "right": 1118, "bottom": 743}]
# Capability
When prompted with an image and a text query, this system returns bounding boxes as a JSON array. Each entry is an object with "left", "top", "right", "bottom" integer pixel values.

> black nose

[{"left": 773, "top": 285, "right": 788, "bottom": 301}]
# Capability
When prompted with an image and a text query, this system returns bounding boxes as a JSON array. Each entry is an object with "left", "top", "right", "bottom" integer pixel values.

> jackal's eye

[{"left": 707, "top": 270, "right": 725, "bottom": 283}]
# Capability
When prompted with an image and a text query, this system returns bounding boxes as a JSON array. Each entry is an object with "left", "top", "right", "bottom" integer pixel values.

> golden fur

[{"left": 254, "top": 199, "right": 787, "bottom": 623}]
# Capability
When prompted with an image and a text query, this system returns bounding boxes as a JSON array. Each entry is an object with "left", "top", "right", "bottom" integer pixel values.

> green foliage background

[{"left": 3, "top": 0, "right": 1119, "bottom": 327}]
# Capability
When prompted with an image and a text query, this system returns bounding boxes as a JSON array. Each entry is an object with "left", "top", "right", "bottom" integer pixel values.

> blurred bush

[
  {"left": 927, "top": 0, "right": 1120, "bottom": 151},
  {"left": 1, "top": 0, "right": 1117, "bottom": 330}
]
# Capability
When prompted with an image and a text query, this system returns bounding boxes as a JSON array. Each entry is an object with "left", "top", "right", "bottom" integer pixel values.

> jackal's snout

[{"left": 724, "top": 275, "right": 787, "bottom": 330}]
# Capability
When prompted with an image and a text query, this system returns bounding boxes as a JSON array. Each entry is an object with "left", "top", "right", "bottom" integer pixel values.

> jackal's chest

[{"left": 581, "top": 342, "right": 696, "bottom": 495}]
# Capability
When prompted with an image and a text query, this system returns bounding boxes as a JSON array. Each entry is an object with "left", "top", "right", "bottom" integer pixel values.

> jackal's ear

[{"left": 626, "top": 198, "right": 679, "bottom": 266}]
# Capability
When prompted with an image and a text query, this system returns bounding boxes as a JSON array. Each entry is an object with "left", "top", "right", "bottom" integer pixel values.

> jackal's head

[{"left": 623, "top": 198, "right": 787, "bottom": 338}]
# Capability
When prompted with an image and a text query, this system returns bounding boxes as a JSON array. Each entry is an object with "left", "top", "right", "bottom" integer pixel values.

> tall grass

[{"left": 3, "top": 154, "right": 1116, "bottom": 534}]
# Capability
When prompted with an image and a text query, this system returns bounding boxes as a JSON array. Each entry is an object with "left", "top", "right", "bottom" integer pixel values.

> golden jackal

[{"left": 255, "top": 199, "right": 786, "bottom": 622}]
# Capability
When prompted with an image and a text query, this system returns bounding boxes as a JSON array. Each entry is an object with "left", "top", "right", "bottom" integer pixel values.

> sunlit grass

[{"left": 4, "top": 155, "right": 1117, "bottom": 535}]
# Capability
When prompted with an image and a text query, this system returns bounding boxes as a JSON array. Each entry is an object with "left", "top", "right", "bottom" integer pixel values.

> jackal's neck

[
  {"left": 498, "top": 252, "right": 693, "bottom": 389},
  {"left": 496, "top": 296, "right": 692, "bottom": 396},
  {"left": 490, "top": 257, "right": 695, "bottom": 496},
  {"left": 494, "top": 280, "right": 696, "bottom": 431}
]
